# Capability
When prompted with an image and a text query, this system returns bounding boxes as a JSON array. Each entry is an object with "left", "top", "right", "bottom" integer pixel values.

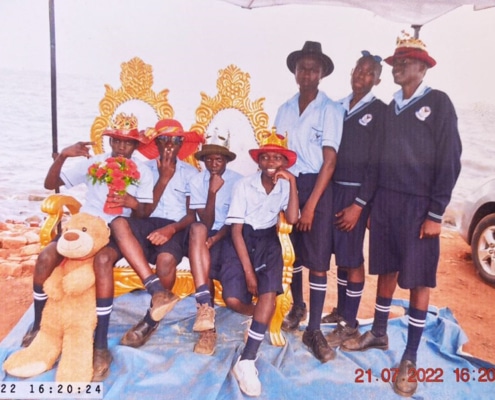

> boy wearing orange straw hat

[{"left": 225, "top": 130, "right": 299, "bottom": 397}]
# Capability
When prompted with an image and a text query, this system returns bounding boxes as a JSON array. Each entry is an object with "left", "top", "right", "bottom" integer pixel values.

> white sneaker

[{"left": 232, "top": 356, "right": 261, "bottom": 397}]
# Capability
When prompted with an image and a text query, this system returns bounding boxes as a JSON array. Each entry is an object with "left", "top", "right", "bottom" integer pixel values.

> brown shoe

[
  {"left": 21, "top": 328, "right": 39, "bottom": 347},
  {"left": 340, "top": 330, "right": 388, "bottom": 352},
  {"left": 192, "top": 303, "right": 215, "bottom": 332},
  {"left": 92, "top": 348, "right": 112, "bottom": 382},
  {"left": 302, "top": 329, "right": 335, "bottom": 363},
  {"left": 281, "top": 303, "right": 307, "bottom": 332},
  {"left": 150, "top": 290, "right": 180, "bottom": 322},
  {"left": 120, "top": 319, "right": 158, "bottom": 348},
  {"left": 194, "top": 329, "right": 217, "bottom": 355},
  {"left": 321, "top": 307, "right": 343, "bottom": 324},
  {"left": 325, "top": 320, "right": 360, "bottom": 347},
  {"left": 393, "top": 359, "right": 417, "bottom": 397}
]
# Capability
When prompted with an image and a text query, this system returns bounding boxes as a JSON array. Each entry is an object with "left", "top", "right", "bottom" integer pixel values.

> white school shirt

[
  {"left": 189, "top": 168, "right": 243, "bottom": 231},
  {"left": 226, "top": 171, "right": 290, "bottom": 230},
  {"left": 61, "top": 153, "right": 154, "bottom": 224},
  {"left": 274, "top": 90, "right": 344, "bottom": 176},
  {"left": 147, "top": 158, "right": 199, "bottom": 221}
]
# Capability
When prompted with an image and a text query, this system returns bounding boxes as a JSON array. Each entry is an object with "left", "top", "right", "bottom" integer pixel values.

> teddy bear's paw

[{"left": 4, "top": 361, "right": 49, "bottom": 378}]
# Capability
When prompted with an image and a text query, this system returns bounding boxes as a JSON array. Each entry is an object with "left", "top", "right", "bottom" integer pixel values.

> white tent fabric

[{"left": 221, "top": 0, "right": 495, "bottom": 24}]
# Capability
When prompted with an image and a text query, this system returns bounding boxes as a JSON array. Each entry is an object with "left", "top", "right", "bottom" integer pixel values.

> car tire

[{"left": 471, "top": 213, "right": 495, "bottom": 284}]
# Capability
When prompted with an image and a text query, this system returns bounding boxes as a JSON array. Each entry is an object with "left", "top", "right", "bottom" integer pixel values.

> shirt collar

[
  {"left": 340, "top": 91, "right": 375, "bottom": 113},
  {"left": 393, "top": 82, "right": 429, "bottom": 108}
]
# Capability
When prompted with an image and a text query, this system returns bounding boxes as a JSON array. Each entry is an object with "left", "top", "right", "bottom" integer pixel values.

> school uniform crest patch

[
  {"left": 359, "top": 114, "right": 373, "bottom": 126},
  {"left": 415, "top": 106, "right": 431, "bottom": 121}
]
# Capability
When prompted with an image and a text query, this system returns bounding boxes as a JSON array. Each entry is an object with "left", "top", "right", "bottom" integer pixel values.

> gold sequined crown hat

[
  {"left": 102, "top": 112, "right": 148, "bottom": 143},
  {"left": 248, "top": 128, "right": 297, "bottom": 168},
  {"left": 384, "top": 31, "right": 436, "bottom": 68},
  {"left": 194, "top": 127, "right": 236, "bottom": 162}
]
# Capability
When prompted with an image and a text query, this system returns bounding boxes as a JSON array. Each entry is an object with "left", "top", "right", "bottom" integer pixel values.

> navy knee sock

[
  {"left": 336, "top": 268, "right": 348, "bottom": 316},
  {"left": 32, "top": 284, "right": 48, "bottom": 330},
  {"left": 195, "top": 283, "right": 213, "bottom": 307},
  {"left": 371, "top": 296, "right": 392, "bottom": 337},
  {"left": 144, "top": 274, "right": 164, "bottom": 296},
  {"left": 307, "top": 273, "right": 327, "bottom": 331},
  {"left": 402, "top": 307, "right": 427, "bottom": 364},
  {"left": 94, "top": 297, "right": 113, "bottom": 349},
  {"left": 343, "top": 280, "right": 364, "bottom": 327},
  {"left": 290, "top": 265, "right": 305, "bottom": 307},
  {"left": 241, "top": 320, "right": 267, "bottom": 361}
]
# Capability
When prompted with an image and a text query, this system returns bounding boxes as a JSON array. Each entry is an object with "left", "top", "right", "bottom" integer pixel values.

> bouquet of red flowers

[{"left": 87, "top": 157, "right": 140, "bottom": 214}]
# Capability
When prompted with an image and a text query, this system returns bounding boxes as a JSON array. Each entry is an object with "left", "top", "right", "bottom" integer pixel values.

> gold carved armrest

[{"left": 40, "top": 194, "right": 82, "bottom": 248}]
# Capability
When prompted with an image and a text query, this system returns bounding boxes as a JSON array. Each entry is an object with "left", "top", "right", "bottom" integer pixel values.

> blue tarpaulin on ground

[{"left": 1, "top": 293, "right": 493, "bottom": 399}]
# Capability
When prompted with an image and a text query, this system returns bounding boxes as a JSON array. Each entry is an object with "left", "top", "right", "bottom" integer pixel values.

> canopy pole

[
  {"left": 411, "top": 24, "right": 422, "bottom": 38},
  {"left": 49, "top": 0, "right": 60, "bottom": 194}
]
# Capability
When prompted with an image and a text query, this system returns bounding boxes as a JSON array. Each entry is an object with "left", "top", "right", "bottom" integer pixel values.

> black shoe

[
  {"left": 321, "top": 307, "right": 343, "bottom": 324},
  {"left": 302, "top": 329, "right": 335, "bottom": 363},
  {"left": 120, "top": 319, "right": 158, "bottom": 348},
  {"left": 21, "top": 328, "right": 39, "bottom": 347},
  {"left": 325, "top": 320, "right": 360, "bottom": 347},
  {"left": 92, "top": 348, "right": 113, "bottom": 382},
  {"left": 393, "top": 359, "right": 417, "bottom": 397},
  {"left": 282, "top": 303, "right": 307, "bottom": 332},
  {"left": 340, "top": 330, "right": 388, "bottom": 352}
]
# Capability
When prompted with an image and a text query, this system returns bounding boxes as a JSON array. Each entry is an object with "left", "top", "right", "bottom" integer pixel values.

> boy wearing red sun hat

[{"left": 223, "top": 130, "right": 299, "bottom": 397}]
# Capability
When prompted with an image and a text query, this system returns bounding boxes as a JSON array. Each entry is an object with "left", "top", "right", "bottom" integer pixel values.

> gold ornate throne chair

[{"left": 39, "top": 58, "right": 294, "bottom": 346}]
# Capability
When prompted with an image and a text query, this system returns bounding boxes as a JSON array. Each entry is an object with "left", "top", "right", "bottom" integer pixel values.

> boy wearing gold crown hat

[
  {"left": 277, "top": 41, "right": 344, "bottom": 363},
  {"left": 224, "top": 130, "right": 298, "bottom": 397},
  {"left": 187, "top": 132, "right": 246, "bottom": 355},
  {"left": 21, "top": 113, "right": 156, "bottom": 381},
  {"left": 110, "top": 118, "right": 199, "bottom": 348},
  {"left": 341, "top": 33, "right": 462, "bottom": 398}
]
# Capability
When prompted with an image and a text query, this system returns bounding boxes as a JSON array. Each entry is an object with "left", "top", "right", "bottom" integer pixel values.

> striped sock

[
  {"left": 371, "top": 296, "right": 392, "bottom": 337},
  {"left": 195, "top": 283, "right": 213, "bottom": 307},
  {"left": 343, "top": 281, "right": 364, "bottom": 327},
  {"left": 336, "top": 268, "right": 348, "bottom": 316},
  {"left": 290, "top": 265, "right": 305, "bottom": 307},
  {"left": 94, "top": 297, "right": 113, "bottom": 349},
  {"left": 307, "top": 273, "right": 327, "bottom": 331},
  {"left": 32, "top": 284, "right": 48, "bottom": 330},
  {"left": 402, "top": 307, "right": 427, "bottom": 364},
  {"left": 241, "top": 320, "right": 267, "bottom": 361},
  {"left": 144, "top": 274, "right": 163, "bottom": 296}
]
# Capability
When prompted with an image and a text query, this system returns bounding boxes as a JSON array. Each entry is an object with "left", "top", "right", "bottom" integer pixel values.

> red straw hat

[
  {"left": 249, "top": 129, "right": 297, "bottom": 168},
  {"left": 137, "top": 118, "right": 204, "bottom": 160}
]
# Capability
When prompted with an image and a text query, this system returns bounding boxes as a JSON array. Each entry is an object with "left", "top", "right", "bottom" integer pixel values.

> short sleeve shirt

[
  {"left": 61, "top": 153, "right": 154, "bottom": 224},
  {"left": 274, "top": 90, "right": 344, "bottom": 176},
  {"left": 189, "top": 168, "right": 243, "bottom": 231},
  {"left": 148, "top": 158, "right": 199, "bottom": 221},
  {"left": 226, "top": 171, "right": 290, "bottom": 230}
]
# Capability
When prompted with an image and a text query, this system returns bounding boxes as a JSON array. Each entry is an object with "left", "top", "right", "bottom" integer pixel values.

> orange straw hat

[{"left": 249, "top": 129, "right": 297, "bottom": 168}]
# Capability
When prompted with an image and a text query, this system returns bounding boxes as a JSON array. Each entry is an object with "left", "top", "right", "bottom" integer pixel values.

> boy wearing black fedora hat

[
  {"left": 341, "top": 33, "right": 461, "bottom": 398},
  {"left": 187, "top": 140, "right": 245, "bottom": 355},
  {"left": 21, "top": 113, "right": 156, "bottom": 381},
  {"left": 276, "top": 41, "right": 344, "bottom": 362}
]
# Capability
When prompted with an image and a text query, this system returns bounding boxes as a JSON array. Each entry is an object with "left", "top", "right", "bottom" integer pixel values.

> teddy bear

[{"left": 3, "top": 213, "right": 110, "bottom": 382}]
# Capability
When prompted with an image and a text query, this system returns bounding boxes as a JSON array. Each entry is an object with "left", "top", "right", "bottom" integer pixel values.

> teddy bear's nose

[{"left": 63, "top": 232, "right": 80, "bottom": 241}]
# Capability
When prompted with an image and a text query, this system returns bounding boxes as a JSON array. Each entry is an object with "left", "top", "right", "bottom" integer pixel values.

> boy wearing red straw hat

[
  {"left": 21, "top": 113, "right": 155, "bottom": 381},
  {"left": 110, "top": 118, "right": 199, "bottom": 348},
  {"left": 341, "top": 33, "right": 462, "bottom": 398},
  {"left": 225, "top": 130, "right": 299, "bottom": 397}
]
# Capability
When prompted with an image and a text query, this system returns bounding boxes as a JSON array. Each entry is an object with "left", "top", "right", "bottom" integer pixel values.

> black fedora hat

[{"left": 287, "top": 41, "right": 334, "bottom": 77}]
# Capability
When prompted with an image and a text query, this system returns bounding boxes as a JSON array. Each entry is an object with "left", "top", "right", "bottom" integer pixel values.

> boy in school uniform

[
  {"left": 110, "top": 118, "right": 199, "bottom": 348},
  {"left": 341, "top": 34, "right": 462, "bottom": 397},
  {"left": 21, "top": 113, "right": 155, "bottom": 381},
  {"left": 225, "top": 130, "right": 299, "bottom": 397},
  {"left": 188, "top": 138, "right": 245, "bottom": 355},
  {"left": 322, "top": 51, "right": 386, "bottom": 347}
]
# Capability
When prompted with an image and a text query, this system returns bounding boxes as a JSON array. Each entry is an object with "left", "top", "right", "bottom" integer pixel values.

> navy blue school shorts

[
  {"left": 369, "top": 188, "right": 439, "bottom": 289},
  {"left": 332, "top": 183, "right": 370, "bottom": 268},
  {"left": 218, "top": 224, "right": 283, "bottom": 304},
  {"left": 292, "top": 173, "right": 333, "bottom": 272},
  {"left": 124, "top": 217, "right": 187, "bottom": 265}
]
